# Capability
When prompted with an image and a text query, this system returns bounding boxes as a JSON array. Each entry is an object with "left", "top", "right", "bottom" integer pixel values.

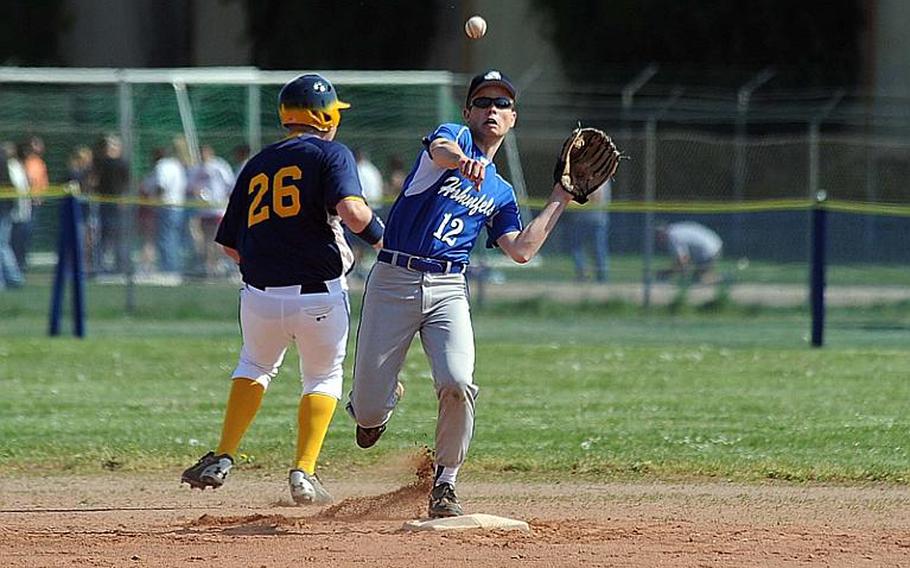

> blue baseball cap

[{"left": 465, "top": 69, "right": 517, "bottom": 107}]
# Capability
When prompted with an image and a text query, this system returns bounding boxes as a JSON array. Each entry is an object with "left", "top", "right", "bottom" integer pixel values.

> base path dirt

[
  {"left": 474, "top": 281, "right": 910, "bottom": 308},
  {"left": 1, "top": 471, "right": 909, "bottom": 568}
]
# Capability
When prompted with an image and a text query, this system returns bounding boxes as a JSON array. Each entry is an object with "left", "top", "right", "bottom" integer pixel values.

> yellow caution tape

[{"left": 2, "top": 186, "right": 909, "bottom": 217}]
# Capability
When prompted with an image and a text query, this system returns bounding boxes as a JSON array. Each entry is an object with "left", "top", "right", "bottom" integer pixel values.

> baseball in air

[{"left": 465, "top": 15, "right": 487, "bottom": 39}]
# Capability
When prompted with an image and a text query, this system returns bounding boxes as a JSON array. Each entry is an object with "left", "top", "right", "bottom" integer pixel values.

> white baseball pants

[{"left": 232, "top": 278, "right": 349, "bottom": 400}]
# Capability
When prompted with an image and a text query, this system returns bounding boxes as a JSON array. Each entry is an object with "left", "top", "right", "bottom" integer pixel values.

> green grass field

[{"left": 1, "top": 280, "right": 908, "bottom": 484}]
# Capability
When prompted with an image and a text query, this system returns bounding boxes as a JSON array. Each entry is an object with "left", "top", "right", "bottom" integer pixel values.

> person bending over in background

[{"left": 655, "top": 221, "right": 723, "bottom": 284}]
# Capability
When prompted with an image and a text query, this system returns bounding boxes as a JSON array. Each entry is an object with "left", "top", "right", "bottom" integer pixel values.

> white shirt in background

[
  {"left": 666, "top": 222, "right": 722, "bottom": 264},
  {"left": 155, "top": 157, "right": 187, "bottom": 206},
  {"left": 357, "top": 159, "right": 384, "bottom": 207},
  {"left": 188, "top": 156, "right": 234, "bottom": 217},
  {"left": 7, "top": 159, "right": 30, "bottom": 223}
]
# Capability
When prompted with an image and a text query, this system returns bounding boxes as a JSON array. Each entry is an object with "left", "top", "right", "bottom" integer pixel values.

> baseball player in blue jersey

[
  {"left": 181, "top": 74, "right": 384, "bottom": 505},
  {"left": 347, "top": 70, "right": 575, "bottom": 518}
]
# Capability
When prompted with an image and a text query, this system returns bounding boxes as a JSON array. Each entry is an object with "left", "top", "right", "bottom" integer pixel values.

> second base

[{"left": 402, "top": 513, "right": 530, "bottom": 532}]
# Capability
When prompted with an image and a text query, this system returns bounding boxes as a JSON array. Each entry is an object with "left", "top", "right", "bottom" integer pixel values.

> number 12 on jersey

[{"left": 433, "top": 213, "right": 464, "bottom": 246}]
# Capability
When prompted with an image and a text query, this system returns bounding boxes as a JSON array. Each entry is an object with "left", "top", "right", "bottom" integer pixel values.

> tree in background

[
  {"left": 532, "top": 0, "right": 866, "bottom": 87},
  {"left": 243, "top": 0, "right": 438, "bottom": 70},
  {"left": 0, "top": 0, "right": 68, "bottom": 65}
]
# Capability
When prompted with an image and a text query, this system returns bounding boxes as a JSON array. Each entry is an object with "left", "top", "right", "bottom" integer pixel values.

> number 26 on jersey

[{"left": 247, "top": 166, "right": 302, "bottom": 227}]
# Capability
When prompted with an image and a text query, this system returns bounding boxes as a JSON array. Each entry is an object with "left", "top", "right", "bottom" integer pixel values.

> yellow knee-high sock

[
  {"left": 215, "top": 378, "right": 265, "bottom": 457},
  {"left": 295, "top": 393, "right": 337, "bottom": 474}
]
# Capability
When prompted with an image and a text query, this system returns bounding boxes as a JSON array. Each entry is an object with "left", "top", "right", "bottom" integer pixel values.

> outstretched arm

[
  {"left": 428, "top": 138, "right": 486, "bottom": 188},
  {"left": 497, "top": 183, "right": 573, "bottom": 264}
]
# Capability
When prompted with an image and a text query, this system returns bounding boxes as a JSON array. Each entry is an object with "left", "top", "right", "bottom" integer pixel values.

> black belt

[
  {"left": 377, "top": 250, "right": 466, "bottom": 274},
  {"left": 246, "top": 281, "right": 329, "bottom": 294}
]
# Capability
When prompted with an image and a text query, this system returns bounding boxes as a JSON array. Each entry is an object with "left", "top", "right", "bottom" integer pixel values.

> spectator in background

[
  {"left": 348, "top": 149, "right": 385, "bottom": 279},
  {"left": 0, "top": 142, "right": 25, "bottom": 289},
  {"left": 67, "top": 145, "right": 94, "bottom": 189},
  {"left": 12, "top": 138, "right": 47, "bottom": 272},
  {"left": 151, "top": 146, "right": 187, "bottom": 279},
  {"left": 187, "top": 144, "right": 234, "bottom": 277},
  {"left": 171, "top": 135, "right": 197, "bottom": 270},
  {"left": 384, "top": 155, "right": 406, "bottom": 198},
  {"left": 92, "top": 134, "right": 130, "bottom": 274},
  {"left": 656, "top": 221, "right": 723, "bottom": 284},
  {"left": 67, "top": 145, "right": 97, "bottom": 272},
  {"left": 355, "top": 149, "right": 384, "bottom": 208},
  {"left": 22, "top": 136, "right": 48, "bottom": 195},
  {"left": 231, "top": 143, "right": 251, "bottom": 177},
  {"left": 570, "top": 180, "right": 610, "bottom": 283},
  {"left": 9, "top": 143, "right": 30, "bottom": 281},
  {"left": 137, "top": 160, "right": 160, "bottom": 276}
]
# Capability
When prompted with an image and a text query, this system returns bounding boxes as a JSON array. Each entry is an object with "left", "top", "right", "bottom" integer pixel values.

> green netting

[
  {"left": 0, "top": 73, "right": 908, "bottom": 342},
  {"left": 0, "top": 79, "right": 461, "bottom": 186},
  {"left": 0, "top": 84, "right": 119, "bottom": 177}
]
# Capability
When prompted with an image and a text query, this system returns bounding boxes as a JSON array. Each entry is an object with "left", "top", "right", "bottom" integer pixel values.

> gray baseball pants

[{"left": 348, "top": 260, "right": 478, "bottom": 468}]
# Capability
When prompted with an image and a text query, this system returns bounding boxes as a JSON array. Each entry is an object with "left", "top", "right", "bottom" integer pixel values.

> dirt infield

[{"left": 2, "top": 468, "right": 909, "bottom": 568}]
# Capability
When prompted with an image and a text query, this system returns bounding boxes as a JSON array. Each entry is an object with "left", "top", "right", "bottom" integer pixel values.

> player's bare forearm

[
  {"left": 337, "top": 197, "right": 384, "bottom": 249},
  {"left": 428, "top": 139, "right": 464, "bottom": 169},
  {"left": 337, "top": 197, "right": 374, "bottom": 233},
  {"left": 497, "top": 184, "right": 573, "bottom": 264},
  {"left": 429, "top": 139, "right": 485, "bottom": 188},
  {"left": 221, "top": 245, "right": 240, "bottom": 263}
]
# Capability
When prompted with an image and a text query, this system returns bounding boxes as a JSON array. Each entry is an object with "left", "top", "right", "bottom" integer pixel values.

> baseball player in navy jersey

[
  {"left": 181, "top": 74, "right": 384, "bottom": 505},
  {"left": 346, "top": 70, "right": 574, "bottom": 518}
]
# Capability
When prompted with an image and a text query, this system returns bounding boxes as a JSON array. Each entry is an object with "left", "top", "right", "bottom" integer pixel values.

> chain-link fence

[{"left": 0, "top": 68, "right": 908, "bottom": 339}]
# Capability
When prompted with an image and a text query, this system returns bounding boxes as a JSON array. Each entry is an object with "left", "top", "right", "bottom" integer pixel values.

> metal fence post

[
  {"left": 641, "top": 87, "right": 683, "bottom": 309},
  {"left": 733, "top": 67, "right": 775, "bottom": 200},
  {"left": 732, "top": 67, "right": 775, "bottom": 252},
  {"left": 810, "top": 191, "right": 828, "bottom": 348},
  {"left": 118, "top": 77, "right": 137, "bottom": 314},
  {"left": 808, "top": 122, "right": 820, "bottom": 199},
  {"left": 806, "top": 89, "right": 844, "bottom": 289},
  {"left": 620, "top": 64, "right": 658, "bottom": 200},
  {"left": 247, "top": 83, "right": 262, "bottom": 153},
  {"left": 173, "top": 82, "right": 201, "bottom": 165},
  {"left": 642, "top": 119, "right": 657, "bottom": 309},
  {"left": 808, "top": 89, "right": 845, "bottom": 199}
]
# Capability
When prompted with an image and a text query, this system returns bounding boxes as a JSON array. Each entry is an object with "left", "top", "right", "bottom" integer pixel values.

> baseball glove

[{"left": 553, "top": 127, "right": 622, "bottom": 204}]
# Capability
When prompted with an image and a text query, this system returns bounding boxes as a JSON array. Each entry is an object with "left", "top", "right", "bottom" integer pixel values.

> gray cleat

[
  {"left": 289, "top": 469, "right": 333, "bottom": 505},
  {"left": 181, "top": 451, "right": 234, "bottom": 490}
]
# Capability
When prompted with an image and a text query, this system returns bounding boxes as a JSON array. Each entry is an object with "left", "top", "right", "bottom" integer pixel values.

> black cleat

[
  {"left": 356, "top": 424, "right": 386, "bottom": 449},
  {"left": 428, "top": 482, "right": 464, "bottom": 518},
  {"left": 354, "top": 382, "right": 403, "bottom": 449},
  {"left": 181, "top": 451, "right": 234, "bottom": 490}
]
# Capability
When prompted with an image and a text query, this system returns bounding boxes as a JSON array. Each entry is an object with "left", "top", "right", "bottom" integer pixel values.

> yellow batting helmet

[{"left": 278, "top": 74, "right": 351, "bottom": 132}]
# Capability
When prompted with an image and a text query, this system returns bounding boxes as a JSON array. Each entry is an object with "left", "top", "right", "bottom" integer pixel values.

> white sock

[{"left": 434, "top": 465, "right": 459, "bottom": 486}]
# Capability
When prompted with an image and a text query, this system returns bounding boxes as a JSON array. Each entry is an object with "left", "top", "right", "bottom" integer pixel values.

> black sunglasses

[{"left": 470, "top": 96, "right": 514, "bottom": 110}]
